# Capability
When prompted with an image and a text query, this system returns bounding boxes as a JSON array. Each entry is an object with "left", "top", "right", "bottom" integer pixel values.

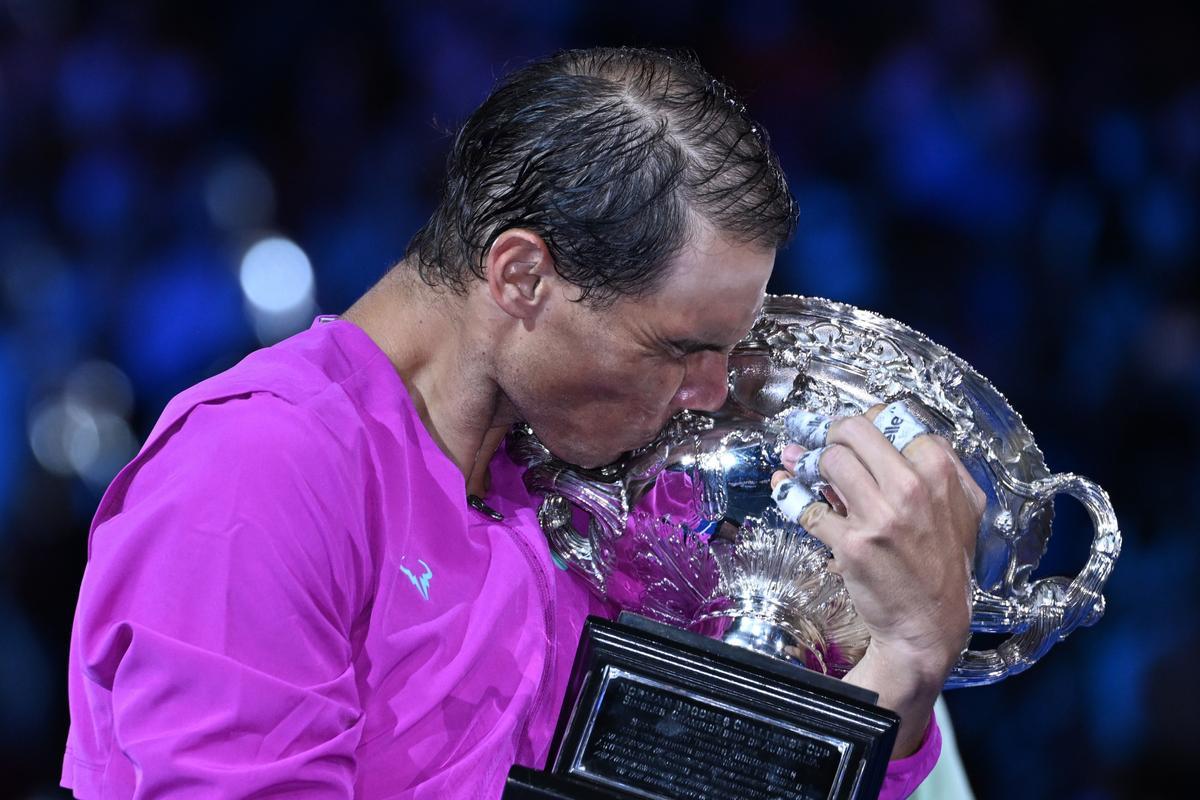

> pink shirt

[{"left": 62, "top": 317, "right": 938, "bottom": 798}]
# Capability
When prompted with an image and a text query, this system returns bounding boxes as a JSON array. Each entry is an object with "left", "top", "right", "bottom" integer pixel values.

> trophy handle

[
  {"left": 948, "top": 472, "right": 1121, "bottom": 688},
  {"left": 523, "top": 463, "right": 629, "bottom": 595}
]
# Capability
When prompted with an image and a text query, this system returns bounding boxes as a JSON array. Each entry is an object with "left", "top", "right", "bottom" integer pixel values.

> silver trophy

[{"left": 510, "top": 294, "right": 1121, "bottom": 688}]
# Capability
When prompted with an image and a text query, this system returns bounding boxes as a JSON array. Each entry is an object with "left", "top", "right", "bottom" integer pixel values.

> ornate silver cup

[{"left": 511, "top": 294, "right": 1121, "bottom": 688}]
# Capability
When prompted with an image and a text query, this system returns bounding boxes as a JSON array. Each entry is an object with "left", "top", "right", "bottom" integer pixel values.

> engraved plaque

[
  {"left": 505, "top": 614, "right": 897, "bottom": 800},
  {"left": 574, "top": 669, "right": 849, "bottom": 799}
]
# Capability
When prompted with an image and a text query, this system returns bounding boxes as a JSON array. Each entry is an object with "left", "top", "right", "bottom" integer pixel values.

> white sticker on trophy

[
  {"left": 772, "top": 477, "right": 819, "bottom": 523},
  {"left": 782, "top": 408, "right": 833, "bottom": 449},
  {"left": 874, "top": 401, "right": 927, "bottom": 452},
  {"left": 793, "top": 446, "right": 827, "bottom": 487}
]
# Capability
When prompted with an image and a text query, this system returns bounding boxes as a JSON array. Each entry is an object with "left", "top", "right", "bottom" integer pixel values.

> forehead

[{"left": 629, "top": 226, "right": 775, "bottom": 337}]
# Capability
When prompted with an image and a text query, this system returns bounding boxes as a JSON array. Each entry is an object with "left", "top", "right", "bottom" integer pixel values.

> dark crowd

[{"left": 1, "top": 1, "right": 1197, "bottom": 798}]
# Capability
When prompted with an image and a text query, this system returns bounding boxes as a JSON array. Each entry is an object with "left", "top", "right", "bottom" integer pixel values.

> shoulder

[
  {"left": 79, "top": 391, "right": 372, "bottom": 675},
  {"left": 136, "top": 319, "right": 385, "bottom": 468},
  {"left": 103, "top": 390, "right": 359, "bottom": 526},
  {"left": 119, "top": 320, "right": 384, "bottom": 498},
  {"left": 88, "top": 389, "right": 373, "bottom": 613},
  {"left": 167, "top": 389, "right": 351, "bottom": 469}
]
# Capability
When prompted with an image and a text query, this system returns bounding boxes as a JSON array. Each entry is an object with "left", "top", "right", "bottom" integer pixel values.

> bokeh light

[
  {"left": 28, "top": 360, "right": 137, "bottom": 489},
  {"left": 238, "top": 235, "right": 317, "bottom": 344},
  {"left": 239, "top": 236, "right": 315, "bottom": 315}
]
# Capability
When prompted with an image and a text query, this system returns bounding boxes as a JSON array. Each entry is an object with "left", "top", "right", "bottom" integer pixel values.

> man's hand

[{"left": 772, "top": 404, "right": 986, "bottom": 757}]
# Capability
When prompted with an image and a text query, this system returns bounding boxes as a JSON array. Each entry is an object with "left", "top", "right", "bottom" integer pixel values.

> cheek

[
  {"left": 597, "top": 347, "right": 679, "bottom": 391},
  {"left": 571, "top": 342, "right": 673, "bottom": 400},
  {"left": 521, "top": 320, "right": 684, "bottom": 424},
  {"left": 609, "top": 365, "right": 686, "bottom": 425}
]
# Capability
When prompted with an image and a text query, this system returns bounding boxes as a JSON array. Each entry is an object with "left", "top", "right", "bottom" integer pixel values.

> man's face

[{"left": 497, "top": 225, "right": 774, "bottom": 468}]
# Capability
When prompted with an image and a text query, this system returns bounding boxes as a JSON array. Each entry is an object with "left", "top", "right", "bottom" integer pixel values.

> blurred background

[{"left": 1, "top": 0, "right": 1197, "bottom": 797}]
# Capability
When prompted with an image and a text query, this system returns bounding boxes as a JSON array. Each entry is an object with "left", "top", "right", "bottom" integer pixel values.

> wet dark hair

[{"left": 405, "top": 46, "right": 797, "bottom": 305}]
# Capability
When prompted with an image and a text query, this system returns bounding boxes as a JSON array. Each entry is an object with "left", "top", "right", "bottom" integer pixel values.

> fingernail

[{"left": 781, "top": 443, "right": 805, "bottom": 471}]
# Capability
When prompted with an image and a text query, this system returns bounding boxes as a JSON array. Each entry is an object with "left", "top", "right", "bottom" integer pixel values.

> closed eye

[{"left": 668, "top": 339, "right": 724, "bottom": 356}]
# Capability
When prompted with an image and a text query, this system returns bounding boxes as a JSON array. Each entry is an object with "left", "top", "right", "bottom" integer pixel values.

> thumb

[{"left": 797, "top": 495, "right": 848, "bottom": 552}]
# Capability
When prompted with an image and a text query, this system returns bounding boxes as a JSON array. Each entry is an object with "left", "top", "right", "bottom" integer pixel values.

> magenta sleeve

[{"left": 879, "top": 711, "right": 942, "bottom": 800}]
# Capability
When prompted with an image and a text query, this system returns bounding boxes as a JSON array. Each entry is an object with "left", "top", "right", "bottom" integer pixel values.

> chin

[
  {"left": 538, "top": 437, "right": 625, "bottom": 470},
  {"left": 554, "top": 448, "right": 622, "bottom": 470},
  {"left": 565, "top": 431, "right": 667, "bottom": 469},
  {"left": 528, "top": 418, "right": 661, "bottom": 470}
]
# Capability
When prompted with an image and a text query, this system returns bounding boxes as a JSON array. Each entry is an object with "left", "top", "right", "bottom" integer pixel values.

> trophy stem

[{"left": 720, "top": 615, "right": 802, "bottom": 664}]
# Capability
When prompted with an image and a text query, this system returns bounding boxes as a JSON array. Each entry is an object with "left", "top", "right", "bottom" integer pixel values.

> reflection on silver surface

[{"left": 510, "top": 295, "right": 1121, "bottom": 688}]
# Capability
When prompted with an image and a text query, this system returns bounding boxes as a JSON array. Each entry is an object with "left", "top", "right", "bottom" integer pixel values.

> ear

[{"left": 483, "top": 228, "right": 555, "bottom": 320}]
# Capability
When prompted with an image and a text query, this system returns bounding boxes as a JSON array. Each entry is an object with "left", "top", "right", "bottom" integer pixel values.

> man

[{"left": 63, "top": 47, "right": 983, "bottom": 798}]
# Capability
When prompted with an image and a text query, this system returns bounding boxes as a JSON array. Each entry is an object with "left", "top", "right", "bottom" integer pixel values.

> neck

[{"left": 342, "top": 265, "right": 518, "bottom": 495}]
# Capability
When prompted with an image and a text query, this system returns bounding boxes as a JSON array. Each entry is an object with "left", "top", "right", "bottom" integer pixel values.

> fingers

[
  {"left": 869, "top": 401, "right": 929, "bottom": 452},
  {"left": 772, "top": 456, "right": 848, "bottom": 515},
  {"left": 781, "top": 443, "right": 804, "bottom": 472},
  {"left": 798, "top": 490, "right": 850, "bottom": 556},
  {"left": 866, "top": 404, "right": 983, "bottom": 517},
  {"left": 825, "top": 414, "right": 912, "bottom": 509},
  {"left": 779, "top": 408, "right": 832, "bottom": 449},
  {"left": 770, "top": 468, "right": 790, "bottom": 490},
  {"left": 775, "top": 404, "right": 903, "bottom": 518},
  {"left": 820, "top": 483, "right": 848, "bottom": 516},
  {"left": 804, "top": 442, "right": 887, "bottom": 522},
  {"left": 901, "top": 435, "right": 959, "bottom": 502},
  {"left": 792, "top": 446, "right": 827, "bottom": 486},
  {"left": 907, "top": 436, "right": 986, "bottom": 556},
  {"left": 770, "top": 472, "right": 819, "bottom": 521},
  {"left": 774, "top": 401, "right": 985, "bottom": 536},
  {"left": 770, "top": 466, "right": 850, "bottom": 546}
]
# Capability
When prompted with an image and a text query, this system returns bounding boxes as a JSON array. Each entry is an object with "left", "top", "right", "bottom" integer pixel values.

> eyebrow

[{"left": 669, "top": 302, "right": 765, "bottom": 355}]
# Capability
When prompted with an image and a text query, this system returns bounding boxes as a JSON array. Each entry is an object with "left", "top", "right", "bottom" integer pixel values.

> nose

[{"left": 671, "top": 351, "right": 730, "bottom": 413}]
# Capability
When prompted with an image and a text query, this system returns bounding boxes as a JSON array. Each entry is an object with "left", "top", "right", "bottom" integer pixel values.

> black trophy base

[
  {"left": 504, "top": 613, "right": 899, "bottom": 800},
  {"left": 503, "top": 765, "right": 626, "bottom": 799}
]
